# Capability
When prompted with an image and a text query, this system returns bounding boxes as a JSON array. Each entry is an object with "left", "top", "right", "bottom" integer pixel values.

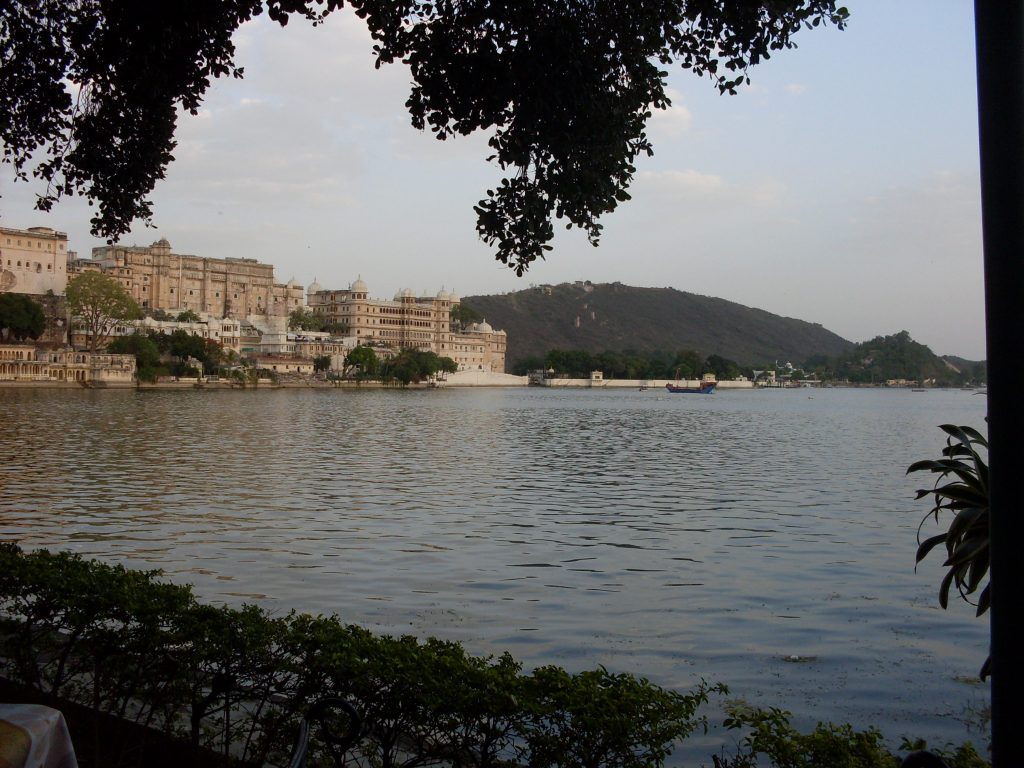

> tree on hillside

[
  {"left": 176, "top": 309, "right": 201, "bottom": 323},
  {"left": 0, "top": 293, "right": 46, "bottom": 342},
  {"left": 829, "top": 330, "right": 969, "bottom": 386},
  {"left": 450, "top": 303, "right": 483, "bottom": 331},
  {"left": 65, "top": 272, "right": 142, "bottom": 354},
  {"left": 2, "top": 1, "right": 846, "bottom": 272}
]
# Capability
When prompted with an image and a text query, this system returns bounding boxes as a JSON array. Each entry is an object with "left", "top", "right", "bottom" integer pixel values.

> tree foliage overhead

[{"left": 2, "top": 0, "right": 846, "bottom": 272}]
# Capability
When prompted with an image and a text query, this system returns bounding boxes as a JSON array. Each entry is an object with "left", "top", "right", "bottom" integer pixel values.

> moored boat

[{"left": 665, "top": 381, "right": 717, "bottom": 394}]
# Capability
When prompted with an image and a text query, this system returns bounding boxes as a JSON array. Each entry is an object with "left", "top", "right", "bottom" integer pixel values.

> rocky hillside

[{"left": 462, "top": 281, "right": 853, "bottom": 370}]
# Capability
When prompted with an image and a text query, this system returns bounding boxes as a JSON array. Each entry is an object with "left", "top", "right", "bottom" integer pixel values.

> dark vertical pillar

[{"left": 974, "top": 3, "right": 1024, "bottom": 765}]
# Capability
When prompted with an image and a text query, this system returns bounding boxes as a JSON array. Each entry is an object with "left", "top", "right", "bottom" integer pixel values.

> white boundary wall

[{"left": 536, "top": 378, "right": 753, "bottom": 389}]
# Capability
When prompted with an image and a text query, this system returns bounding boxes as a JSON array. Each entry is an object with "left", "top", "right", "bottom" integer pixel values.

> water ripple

[{"left": 0, "top": 386, "right": 989, "bottom": 757}]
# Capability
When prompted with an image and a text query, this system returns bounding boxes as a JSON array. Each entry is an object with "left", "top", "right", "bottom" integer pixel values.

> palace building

[
  {"left": 71, "top": 239, "right": 304, "bottom": 318},
  {"left": 0, "top": 344, "right": 135, "bottom": 385},
  {"left": 0, "top": 226, "right": 70, "bottom": 296},
  {"left": 307, "top": 279, "right": 506, "bottom": 372}
]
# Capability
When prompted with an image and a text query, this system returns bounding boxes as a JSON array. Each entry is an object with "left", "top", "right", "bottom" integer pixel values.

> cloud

[
  {"left": 784, "top": 83, "right": 808, "bottom": 95},
  {"left": 648, "top": 88, "right": 693, "bottom": 137},
  {"left": 634, "top": 169, "right": 785, "bottom": 209},
  {"left": 636, "top": 169, "right": 723, "bottom": 195}
]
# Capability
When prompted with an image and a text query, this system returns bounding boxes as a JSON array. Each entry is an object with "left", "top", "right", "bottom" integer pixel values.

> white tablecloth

[{"left": 0, "top": 704, "right": 77, "bottom": 768}]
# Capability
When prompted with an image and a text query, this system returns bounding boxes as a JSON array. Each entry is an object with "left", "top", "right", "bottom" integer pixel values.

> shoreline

[{"left": 1, "top": 379, "right": 963, "bottom": 391}]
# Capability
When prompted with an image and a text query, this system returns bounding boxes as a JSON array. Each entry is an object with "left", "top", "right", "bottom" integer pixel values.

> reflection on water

[{"left": 0, "top": 387, "right": 990, "bottom": 754}]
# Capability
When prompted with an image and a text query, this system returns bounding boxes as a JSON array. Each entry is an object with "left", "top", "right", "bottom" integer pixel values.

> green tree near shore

[
  {"left": 65, "top": 272, "right": 142, "bottom": 354},
  {"left": 380, "top": 349, "right": 457, "bottom": 385},
  {"left": 0, "top": 293, "right": 46, "bottom": 342},
  {"left": 107, "top": 332, "right": 163, "bottom": 382},
  {"left": 344, "top": 345, "right": 379, "bottom": 378}
]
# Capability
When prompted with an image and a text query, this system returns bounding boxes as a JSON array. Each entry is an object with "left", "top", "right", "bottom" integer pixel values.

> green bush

[
  {"left": 0, "top": 544, "right": 714, "bottom": 767},
  {"left": 720, "top": 706, "right": 988, "bottom": 768}
]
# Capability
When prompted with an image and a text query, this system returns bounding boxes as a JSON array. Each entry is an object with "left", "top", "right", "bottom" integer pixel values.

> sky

[{"left": 0, "top": 2, "right": 986, "bottom": 359}]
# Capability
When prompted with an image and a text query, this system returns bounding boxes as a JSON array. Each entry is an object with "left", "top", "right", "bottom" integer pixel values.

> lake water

[{"left": 0, "top": 386, "right": 991, "bottom": 759}]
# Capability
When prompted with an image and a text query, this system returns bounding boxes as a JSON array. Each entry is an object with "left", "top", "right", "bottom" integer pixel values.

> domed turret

[
  {"left": 478, "top": 320, "right": 493, "bottom": 333},
  {"left": 307, "top": 277, "right": 322, "bottom": 295},
  {"left": 351, "top": 277, "right": 368, "bottom": 293},
  {"left": 436, "top": 289, "right": 450, "bottom": 301}
]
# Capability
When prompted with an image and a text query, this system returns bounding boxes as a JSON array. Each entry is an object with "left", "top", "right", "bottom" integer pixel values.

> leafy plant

[
  {"left": 0, "top": 543, "right": 716, "bottom": 768},
  {"left": 907, "top": 424, "right": 990, "bottom": 678},
  {"left": 720, "top": 706, "right": 988, "bottom": 767},
  {"left": 722, "top": 705, "right": 898, "bottom": 768}
]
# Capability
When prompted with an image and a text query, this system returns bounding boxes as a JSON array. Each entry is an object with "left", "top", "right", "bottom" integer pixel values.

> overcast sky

[{"left": 0, "top": 1, "right": 986, "bottom": 359}]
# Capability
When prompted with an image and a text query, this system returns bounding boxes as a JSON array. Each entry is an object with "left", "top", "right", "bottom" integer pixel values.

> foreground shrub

[
  {"left": 0, "top": 544, "right": 714, "bottom": 767},
  {"left": 720, "top": 705, "right": 988, "bottom": 768}
]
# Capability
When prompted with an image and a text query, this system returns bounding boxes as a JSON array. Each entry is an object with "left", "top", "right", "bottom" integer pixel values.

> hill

[
  {"left": 461, "top": 282, "right": 854, "bottom": 370},
  {"left": 822, "top": 332, "right": 986, "bottom": 386}
]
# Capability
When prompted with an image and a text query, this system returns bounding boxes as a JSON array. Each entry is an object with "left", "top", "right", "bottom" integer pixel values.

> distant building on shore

[
  {"left": 4, "top": 224, "right": 509, "bottom": 374},
  {"left": 71, "top": 314, "right": 245, "bottom": 356},
  {"left": 70, "top": 239, "right": 304, "bottom": 318},
  {"left": 307, "top": 279, "right": 507, "bottom": 372},
  {"left": 0, "top": 344, "right": 135, "bottom": 385},
  {"left": 0, "top": 226, "right": 70, "bottom": 296}
]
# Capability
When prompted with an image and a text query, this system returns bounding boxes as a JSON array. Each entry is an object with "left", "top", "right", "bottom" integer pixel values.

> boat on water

[{"left": 665, "top": 381, "right": 717, "bottom": 394}]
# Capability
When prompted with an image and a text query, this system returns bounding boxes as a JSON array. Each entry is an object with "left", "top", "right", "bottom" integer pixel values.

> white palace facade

[
  {"left": 307, "top": 279, "right": 506, "bottom": 372},
  {"left": 1, "top": 226, "right": 70, "bottom": 295}
]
